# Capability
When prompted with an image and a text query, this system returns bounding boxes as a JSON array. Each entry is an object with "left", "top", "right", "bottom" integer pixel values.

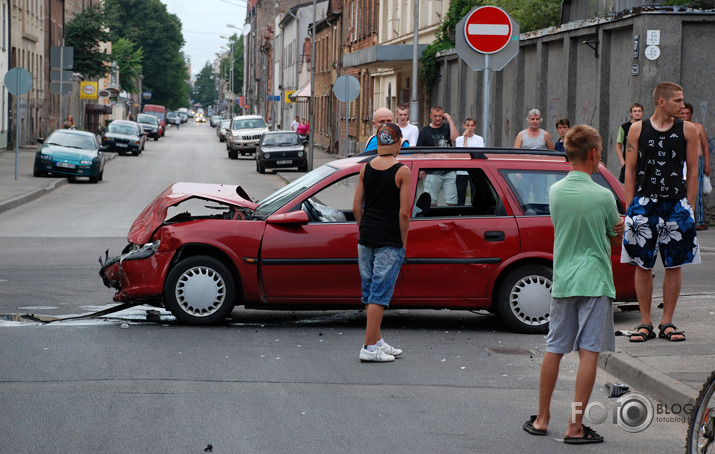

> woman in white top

[{"left": 455, "top": 118, "right": 484, "bottom": 205}]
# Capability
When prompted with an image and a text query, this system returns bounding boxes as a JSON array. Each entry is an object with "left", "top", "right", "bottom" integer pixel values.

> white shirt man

[{"left": 396, "top": 105, "right": 419, "bottom": 147}]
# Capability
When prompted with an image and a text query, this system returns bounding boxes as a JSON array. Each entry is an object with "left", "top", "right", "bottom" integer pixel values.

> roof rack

[{"left": 356, "top": 147, "right": 567, "bottom": 160}]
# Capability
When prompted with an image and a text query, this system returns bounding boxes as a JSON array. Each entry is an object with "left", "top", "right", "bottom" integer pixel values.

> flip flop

[
  {"left": 523, "top": 415, "right": 547, "bottom": 436},
  {"left": 563, "top": 425, "right": 604, "bottom": 444}
]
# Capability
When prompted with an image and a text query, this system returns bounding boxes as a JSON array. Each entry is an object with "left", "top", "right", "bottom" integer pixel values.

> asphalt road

[{"left": 0, "top": 123, "right": 692, "bottom": 452}]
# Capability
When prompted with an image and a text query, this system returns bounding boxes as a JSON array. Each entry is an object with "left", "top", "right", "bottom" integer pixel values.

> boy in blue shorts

[
  {"left": 523, "top": 125, "right": 624, "bottom": 444},
  {"left": 622, "top": 82, "right": 700, "bottom": 343}
]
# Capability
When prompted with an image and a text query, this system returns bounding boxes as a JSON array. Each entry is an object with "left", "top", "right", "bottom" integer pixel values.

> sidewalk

[{"left": 1, "top": 144, "right": 713, "bottom": 410}]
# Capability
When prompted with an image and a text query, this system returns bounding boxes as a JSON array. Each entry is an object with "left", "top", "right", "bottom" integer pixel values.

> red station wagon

[{"left": 99, "top": 149, "right": 636, "bottom": 333}]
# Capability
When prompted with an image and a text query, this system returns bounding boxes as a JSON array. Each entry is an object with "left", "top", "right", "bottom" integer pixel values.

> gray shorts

[{"left": 545, "top": 296, "right": 615, "bottom": 354}]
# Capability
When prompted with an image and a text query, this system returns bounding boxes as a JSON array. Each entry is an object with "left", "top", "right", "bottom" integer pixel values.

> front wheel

[
  {"left": 164, "top": 255, "right": 236, "bottom": 325},
  {"left": 686, "top": 369, "right": 715, "bottom": 454},
  {"left": 228, "top": 149, "right": 238, "bottom": 159},
  {"left": 497, "top": 264, "right": 552, "bottom": 334}
]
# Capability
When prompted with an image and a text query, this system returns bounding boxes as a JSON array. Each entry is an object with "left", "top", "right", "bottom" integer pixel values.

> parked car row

[
  {"left": 98, "top": 147, "right": 636, "bottom": 332},
  {"left": 32, "top": 112, "right": 181, "bottom": 184}
]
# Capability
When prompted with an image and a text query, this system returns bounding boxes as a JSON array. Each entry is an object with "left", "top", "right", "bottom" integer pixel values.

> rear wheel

[
  {"left": 164, "top": 255, "right": 236, "bottom": 325},
  {"left": 686, "top": 370, "right": 715, "bottom": 453},
  {"left": 497, "top": 264, "right": 552, "bottom": 334}
]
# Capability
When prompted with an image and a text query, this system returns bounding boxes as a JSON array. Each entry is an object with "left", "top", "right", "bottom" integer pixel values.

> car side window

[
  {"left": 301, "top": 173, "right": 360, "bottom": 223},
  {"left": 413, "top": 168, "right": 503, "bottom": 218},
  {"left": 500, "top": 170, "right": 567, "bottom": 215}
]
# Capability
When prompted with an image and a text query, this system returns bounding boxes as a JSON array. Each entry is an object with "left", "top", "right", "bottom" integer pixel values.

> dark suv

[{"left": 136, "top": 114, "right": 161, "bottom": 141}]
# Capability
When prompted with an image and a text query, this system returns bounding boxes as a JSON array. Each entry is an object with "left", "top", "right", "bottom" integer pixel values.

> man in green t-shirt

[{"left": 523, "top": 125, "right": 624, "bottom": 445}]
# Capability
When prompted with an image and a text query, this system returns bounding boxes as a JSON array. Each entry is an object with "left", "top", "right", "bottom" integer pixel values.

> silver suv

[{"left": 226, "top": 115, "right": 269, "bottom": 159}]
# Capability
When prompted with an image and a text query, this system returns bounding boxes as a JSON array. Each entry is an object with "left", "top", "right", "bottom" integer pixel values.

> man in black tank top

[
  {"left": 621, "top": 82, "right": 700, "bottom": 343},
  {"left": 353, "top": 123, "right": 412, "bottom": 362}
]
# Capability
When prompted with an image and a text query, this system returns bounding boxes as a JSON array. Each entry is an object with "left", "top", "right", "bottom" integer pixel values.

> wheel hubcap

[
  {"left": 509, "top": 274, "right": 552, "bottom": 326},
  {"left": 175, "top": 266, "right": 226, "bottom": 317}
]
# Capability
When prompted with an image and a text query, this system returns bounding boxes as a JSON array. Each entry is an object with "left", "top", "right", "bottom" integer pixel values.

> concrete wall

[{"left": 432, "top": 7, "right": 715, "bottom": 221}]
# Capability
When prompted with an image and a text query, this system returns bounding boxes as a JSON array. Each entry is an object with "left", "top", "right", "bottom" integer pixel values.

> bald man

[{"left": 363, "top": 108, "right": 395, "bottom": 153}]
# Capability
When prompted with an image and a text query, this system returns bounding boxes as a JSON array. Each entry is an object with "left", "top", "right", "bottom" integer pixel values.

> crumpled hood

[{"left": 127, "top": 182, "right": 257, "bottom": 244}]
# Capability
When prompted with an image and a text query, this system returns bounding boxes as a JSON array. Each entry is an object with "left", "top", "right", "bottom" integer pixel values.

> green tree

[
  {"left": 193, "top": 63, "right": 218, "bottom": 107},
  {"left": 220, "top": 34, "right": 244, "bottom": 98},
  {"left": 112, "top": 38, "right": 144, "bottom": 94},
  {"left": 64, "top": 4, "right": 112, "bottom": 80},
  {"left": 105, "top": 0, "right": 189, "bottom": 109}
]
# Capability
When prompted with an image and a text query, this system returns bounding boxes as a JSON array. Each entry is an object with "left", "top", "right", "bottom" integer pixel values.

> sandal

[
  {"left": 658, "top": 323, "right": 686, "bottom": 342},
  {"left": 563, "top": 425, "right": 604, "bottom": 444},
  {"left": 523, "top": 415, "right": 547, "bottom": 436},
  {"left": 628, "top": 323, "right": 655, "bottom": 342}
]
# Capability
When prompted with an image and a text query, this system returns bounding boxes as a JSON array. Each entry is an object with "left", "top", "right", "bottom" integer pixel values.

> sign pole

[
  {"left": 482, "top": 55, "right": 489, "bottom": 147},
  {"left": 15, "top": 76, "right": 20, "bottom": 180}
]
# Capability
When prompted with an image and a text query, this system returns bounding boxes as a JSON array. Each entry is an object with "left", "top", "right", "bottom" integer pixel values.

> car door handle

[{"left": 484, "top": 231, "right": 505, "bottom": 242}]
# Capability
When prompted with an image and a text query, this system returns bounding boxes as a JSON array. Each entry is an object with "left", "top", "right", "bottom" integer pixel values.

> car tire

[
  {"left": 228, "top": 150, "right": 238, "bottom": 159},
  {"left": 164, "top": 255, "right": 236, "bottom": 325},
  {"left": 89, "top": 172, "right": 100, "bottom": 184},
  {"left": 298, "top": 162, "right": 308, "bottom": 172},
  {"left": 497, "top": 264, "right": 552, "bottom": 334},
  {"left": 132, "top": 150, "right": 139, "bottom": 156},
  {"left": 153, "top": 136, "right": 159, "bottom": 141},
  {"left": 258, "top": 160, "right": 266, "bottom": 174},
  {"left": 33, "top": 168, "right": 44, "bottom": 177}
]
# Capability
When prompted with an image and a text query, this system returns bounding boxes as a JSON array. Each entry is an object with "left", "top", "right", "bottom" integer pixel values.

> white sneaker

[
  {"left": 359, "top": 347, "right": 395, "bottom": 362},
  {"left": 379, "top": 342, "right": 402, "bottom": 357}
]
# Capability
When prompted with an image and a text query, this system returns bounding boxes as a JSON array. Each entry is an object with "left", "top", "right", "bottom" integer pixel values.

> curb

[
  {"left": 0, "top": 177, "right": 68, "bottom": 215},
  {"left": 598, "top": 351, "right": 698, "bottom": 408}
]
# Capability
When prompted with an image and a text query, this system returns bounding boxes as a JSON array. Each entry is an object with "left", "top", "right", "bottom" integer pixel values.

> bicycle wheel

[{"left": 687, "top": 370, "right": 715, "bottom": 453}]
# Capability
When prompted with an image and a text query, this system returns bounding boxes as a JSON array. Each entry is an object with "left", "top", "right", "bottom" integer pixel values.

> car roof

[
  {"left": 232, "top": 115, "right": 264, "bottom": 120},
  {"left": 264, "top": 130, "right": 296, "bottom": 135}
]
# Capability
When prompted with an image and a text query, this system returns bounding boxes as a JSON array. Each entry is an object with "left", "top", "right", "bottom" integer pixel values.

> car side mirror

[
  {"left": 37, "top": 138, "right": 45, "bottom": 144},
  {"left": 266, "top": 210, "right": 310, "bottom": 225},
  {"left": 99, "top": 145, "right": 108, "bottom": 152}
]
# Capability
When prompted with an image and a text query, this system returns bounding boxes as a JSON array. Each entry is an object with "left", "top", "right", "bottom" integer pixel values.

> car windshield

[
  {"left": 144, "top": 111, "right": 165, "bottom": 121},
  {"left": 220, "top": 120, "right": 231, "bottom": 128},
  {"left": 108, "top": 124, "right": 137, "bottom": 135},
  {"left": 233, "top": 118, "right": 266, "bottom": 130},
  {"left": 46, "top": 131, "right": 95, "bottom": 150},
  {"left": 137, "top": 115, "right": 157, "bottom": 125},
  {"left": 262, "top": 133, "right": 300, "bottom": 146},
  {"left": 253, "top": 164, "right": 338, "bottom": 218}
]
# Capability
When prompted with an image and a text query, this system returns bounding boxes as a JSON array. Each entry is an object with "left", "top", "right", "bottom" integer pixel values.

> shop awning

[
  {"left": 294, "top": 82, "right": 311, "bottom": 98},
  {"left": 85, "top": 103, "right": 112, "bottom": 114}
]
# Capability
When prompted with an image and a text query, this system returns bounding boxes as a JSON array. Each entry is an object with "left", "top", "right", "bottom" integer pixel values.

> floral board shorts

[{"left": 621, "top": 197, "right": 701, "bottom": 269}]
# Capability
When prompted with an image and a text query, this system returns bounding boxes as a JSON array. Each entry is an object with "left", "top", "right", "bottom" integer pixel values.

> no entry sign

[{"left": 464, "top": 6, "right": 512, "bottom": 54}]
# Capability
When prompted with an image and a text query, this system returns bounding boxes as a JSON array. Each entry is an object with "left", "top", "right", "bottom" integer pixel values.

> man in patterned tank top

[{"left": 622, "top": 81, "right": 700, "bottom": 343}]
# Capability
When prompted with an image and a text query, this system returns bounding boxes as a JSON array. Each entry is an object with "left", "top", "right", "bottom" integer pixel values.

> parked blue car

[{"left": 33, "top": 129, "right": 107, "bottom": 183}]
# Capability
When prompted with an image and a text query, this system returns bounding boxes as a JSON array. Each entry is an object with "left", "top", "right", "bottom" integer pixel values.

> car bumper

[
  {"left": 99, "top": 242, "right": 175, "bottom": 302},
  {"left": 35, "top": 158, "right": 101, "bottom": 178},
  {"left": 106, "top": 143, "right": 140, "bottom": 152},
  {"left": 260, "top": 156, "right": 307, "bottom": 169},
  {"left": 228, "top": 140, "right": 259, "bottom": 151}
]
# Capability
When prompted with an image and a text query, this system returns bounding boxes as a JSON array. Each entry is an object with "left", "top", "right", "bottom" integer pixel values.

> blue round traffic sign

[{"left": 4, "top": 67, "right": 33, "bottom": 95}]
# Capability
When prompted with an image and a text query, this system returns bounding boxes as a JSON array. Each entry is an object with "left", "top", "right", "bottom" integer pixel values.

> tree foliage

[
  {"left": 219, "top": 34, "right": 244, "bottom": 98},
  {"left": 193, "top": 63, "right": 218, "bottom": 107},
  {"left": 105, "top": 0, "right": 189, "bottom": 109},
  {"left": 112, "top": 38, "right": 144, "bottom": 94},
  {"left": 420, "top": 0, "right": 561, "bottom": 89},
  {"left": 64, "top": 4, "right": 112, "bottom": 80}
]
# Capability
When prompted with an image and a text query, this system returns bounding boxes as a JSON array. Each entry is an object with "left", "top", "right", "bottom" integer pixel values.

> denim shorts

[
  {"left": 357, "top": 244, "right": 406, "bottom": 307},
  {"left": 621, "top": 197, "right": 701, "bottom": 269},
  {"left": 546, "top": 296, "right": 615, "bottom": 354}
]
